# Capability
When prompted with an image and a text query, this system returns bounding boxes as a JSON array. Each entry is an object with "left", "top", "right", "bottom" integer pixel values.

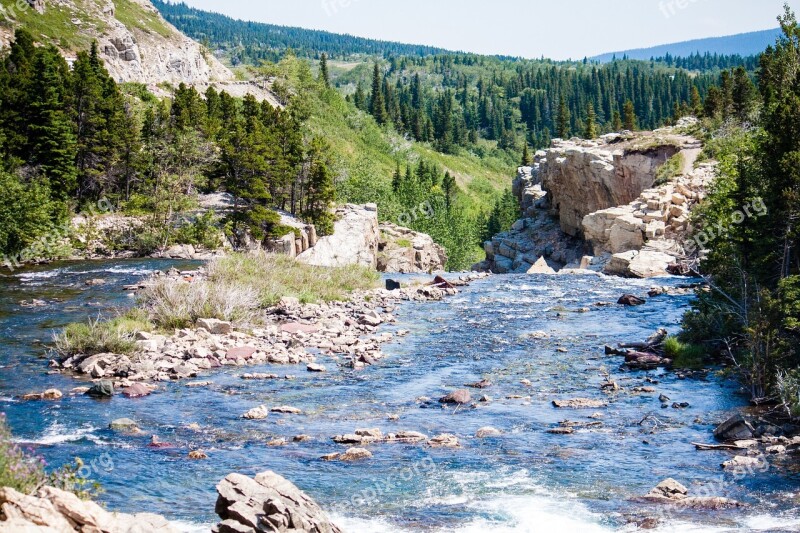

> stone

[
  {"left": 714, "top": 414, "right": 755, "bottom": 442},
  {"left": 721, "top": 456, "right": 762, "bottom": 470},
  {"left": 241, "top": 405, "right": 270, "bottom": 420},
  {"left": 428, "top": 434, "right": 460, "bottom": 448},
  {"left": 527, "top": 256, "right": 556, "bottom": 274},
  {"left": 281, "top": 322, "right": 321, "bottom": 335},
  {"left": 440, "top": 389, "right": 472, "bottom": 405},
  {"left": 307, "top": 363, "right": 327, "bottom": 373},
  {"left": 85, "top": 380, "right": 114, "bottom": 398},
  {"left": 378, "top": 223, "right": 448, "bottom": 273},
  {"left": 271, "top": 406, "right": 303, "bottom": 414},
  {"left": 618, "top": 294, "right": 646, "bottom": 306},
  {"left": 188, "top": 450, "right": 209, "bottom": 460},
  {"left": 121, "top": 383, "right": 152, "bottom": 398},
  {"left": 648, "top": 478, "right": 688, "bottom": 500},
  {"left": 298, "top": 204, "right": 380, "bottom": 269},
  {"left": 215, "top": 471, "right": 342, "bottom": 533},
  {"left": 475, "top": 427, "right": 502, "bottom": 438},
  {"left": 226, "top": 346, "right": 257, "bottom": 360},
  {"left": 109, "top": 418, "right": 139, "bottom": 431},
  {"left": 20, "top": 389, "right": 62, "bottom": 401},
  {"left": 196, "top": 318, "right": 233, "bottom": 335},
  {"left": 385, "top": 279, "right": 402, "bottom": 290},
  {"left": 552, "top": 398, "right": 607, "bottom": 409}
]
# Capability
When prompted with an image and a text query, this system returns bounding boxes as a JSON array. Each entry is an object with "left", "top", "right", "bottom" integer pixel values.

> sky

[{"left": 179, "top": 0, "right": 800, "bottom": 60}]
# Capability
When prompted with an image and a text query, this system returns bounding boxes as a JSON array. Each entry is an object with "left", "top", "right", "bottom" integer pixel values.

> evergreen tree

[
  {"left": 584, "top": 102, "right": 598, "bottom": 139},
  {"left": 303, "top": 137, "right": 336, "bottom": 235},
  {"left": 319, "top": 53, "right": 330, "bottom": 88},
  {"left": 623, "top": 100, "right": 637, "bottom": 130},
  {"left": 690, "top": 86, "right": 703, "bottom": 116},
  {"left": 370, "top": 63, "right": 388, "bottom": 124},
  {"left": 556, "top": 95, "right": 570, "bottom": 138},
  {"left": 442, "top": 170, "right": 456, "bottom": 210},
  {"left": 521, "top": 144, "right": 531, "bottom": 166},
  {"left": 612, "top": 110, "right": 623, "bottom": 132}
]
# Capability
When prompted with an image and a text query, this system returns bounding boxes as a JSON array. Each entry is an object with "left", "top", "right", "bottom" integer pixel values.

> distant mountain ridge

[{"left": 592, "top": 28, "right": 781, "bottom": 62}]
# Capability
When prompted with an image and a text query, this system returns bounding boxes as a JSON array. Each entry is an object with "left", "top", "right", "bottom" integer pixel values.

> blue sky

[{"left": 180, "top": 0, "right": 800, "bottom": 60}]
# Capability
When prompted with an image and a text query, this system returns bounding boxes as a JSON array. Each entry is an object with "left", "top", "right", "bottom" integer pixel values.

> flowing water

[{"left": 1, "top": 260, "right": 799, "bottom": 532}]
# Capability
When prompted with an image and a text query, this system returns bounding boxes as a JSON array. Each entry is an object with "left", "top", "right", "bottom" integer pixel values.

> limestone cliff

[{"left": 0, "top": 0, "right": 233, "bottom": 85}]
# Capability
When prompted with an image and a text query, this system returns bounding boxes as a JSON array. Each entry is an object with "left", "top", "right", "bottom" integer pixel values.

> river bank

[{"left": 2, "top": 260, "right": 800, "bottom": 531}]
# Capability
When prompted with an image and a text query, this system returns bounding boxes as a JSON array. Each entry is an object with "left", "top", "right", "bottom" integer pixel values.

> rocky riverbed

[{"left": 3, "top": 260, "right": 800, "bottom": 532}]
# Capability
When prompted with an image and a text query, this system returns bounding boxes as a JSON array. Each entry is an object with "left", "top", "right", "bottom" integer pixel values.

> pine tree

[
  {"left": 442, "top": 171, "right": 456, "bottom": 210},
  {"left": 353, "top": 82, "right": 367, "bottom": 111},
  {"left": 690, "top": 86, "right": 703, "bottom": 116},
  {"left": 29, "top": 47, "right": 77, "bottom": 203},
  {"left": 584, "top": 102, "right": 598, "bottom": 139},
  {"left": 319, "top": 53, "right": 330, "bottom": 88},
  {"left": 303, "top": 137, "right": 336, "bottom": 235},
  {"left": 370, "top": 63, "right": 388, "bottom": 124},
  {"left": 392, "top": 162, "right": 402, "bottom": 192},
  {"left": 623, "top": 100, "right": 637, "bottom": 131},
  {"left": 521, "top": 144, "right": 531, "bottom": 166},
  {"left": 612, "top": 110, "right": 623, "bottom": 132},
  {"left": 731, "top": 66, "right": 757, "bottom": 122},
  {"left": 556, "top": 95, "right": 570, "bottom": 139}
]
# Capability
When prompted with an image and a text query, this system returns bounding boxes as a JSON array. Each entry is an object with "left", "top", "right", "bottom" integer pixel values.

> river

[{"left": 1, "top": 259, "right": 799, "bottom": 532}]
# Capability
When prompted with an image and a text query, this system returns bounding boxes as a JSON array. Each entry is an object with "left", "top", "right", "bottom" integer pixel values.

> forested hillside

[{"left": 152, "top": 0, "right": 451, "bottom": 62}]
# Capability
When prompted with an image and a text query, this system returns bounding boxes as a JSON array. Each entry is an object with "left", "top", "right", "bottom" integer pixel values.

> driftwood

[{"left": 692, "top": 442, "right": 747, "bottom": 451}]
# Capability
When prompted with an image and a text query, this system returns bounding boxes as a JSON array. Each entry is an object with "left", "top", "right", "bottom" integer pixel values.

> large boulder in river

[
  {"left": 297, "top": 204, "right": 379, "bottom": 269},
  {"left": 714, "top": 414, "right": 755, "bottom": 442},
  {"left": 215, "top": 471, "right": 342, "bottom": 533},
  {"left": 604, "top": 250, "right": 674, "bottom": 278}
]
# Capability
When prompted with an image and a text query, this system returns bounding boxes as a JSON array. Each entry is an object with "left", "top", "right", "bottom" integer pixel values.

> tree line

[{"left": 0, "top": 29, "right": 336, "bottom": 259}]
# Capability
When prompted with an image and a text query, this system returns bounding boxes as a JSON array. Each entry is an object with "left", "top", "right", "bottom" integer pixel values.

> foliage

[
  {"left": 654, "top": 152, "right": 685, "bottom": 186},
  {"left": 682, "top": 7, "right": 800, "bottom": 406},
  {"left": 663, "top": 336, "right": 707, "bottom": 369},
  {"left": 53, "top": 309, "right": 152, "bottom": 357}
]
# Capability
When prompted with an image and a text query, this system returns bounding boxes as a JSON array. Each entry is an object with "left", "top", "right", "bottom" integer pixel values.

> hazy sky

[{"left": 179, "top": 0, "right": 799, "bottom": 60}]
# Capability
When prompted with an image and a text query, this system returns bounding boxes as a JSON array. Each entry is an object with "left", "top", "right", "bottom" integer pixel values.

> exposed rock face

[
  {"left": 378, "top": 223, "right": 447, "bottom": 273},
  {"left": 297, "top": 204, "right": 379, "bottom": 269},
  {"left": 1, "top": 0, "right": 233, "bottom": 86},
  {"left": 215, "top": 471, "right": 342, "bottom": 533},
  {"left": 0, "top": 485, "right": 178, "bottom": 532},
  {"left": 263, "top": 210, "right": 318, "bottom": 259},
  {"left": 477, "top": 122, "right": 715, "bottom": 278},
  {"left": 541, "top": 132, "right": 694, "bottom": 237}
]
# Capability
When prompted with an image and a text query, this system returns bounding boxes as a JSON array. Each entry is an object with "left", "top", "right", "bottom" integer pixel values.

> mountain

[
  {"left": 592, "top": 28, "right": 781, "bottom": 63},
  {"left": 0, "top": 0, "right": 232, "bottom": 84},
  {"left": 153, "top": 0, "right": 453, "bottom": 62}
]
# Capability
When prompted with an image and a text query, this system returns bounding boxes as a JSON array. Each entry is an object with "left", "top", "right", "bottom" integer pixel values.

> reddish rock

[
  {"left": 226, "top": 346, "right": 257, "bottom": 360},
  {"left": 618, "top": 294, "right": 646, "bottom": 306},
  {"left": 280, "top": 323, "right": 320, "bottom": 335},
  {"left": 440, "top": 389, "right": 472, "bottom": 405},
  {"left": 431, "top": 275, "right": 455, "bottom": 289},
  {"left": 122, "top": 383, "right": 152, "bottom": 398}
]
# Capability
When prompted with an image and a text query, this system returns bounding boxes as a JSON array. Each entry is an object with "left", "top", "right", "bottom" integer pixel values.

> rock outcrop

[
  {"left": 0, "top": 0, "right": 233, "bottom": 87},
  {"left": 0, "top": 485, "right": 178, "bottom": 532},
  {"left": 297, "top": 204, "right": 379, "bottom": 269},
  {"left": 263, "top": 211, "right": 318, "bottom": 259},
  {"left": 214, "top": 471, "right": 342, "bottom": 533},
  {"left": 477, "top": 121, "right": 715, "bottom": 278},
  {"left": 378, "top": 223, "right": 447, "bottom": 273}
]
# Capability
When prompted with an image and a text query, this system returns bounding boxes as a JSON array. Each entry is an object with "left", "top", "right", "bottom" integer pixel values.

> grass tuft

[
  {"left": 53, "top": 308, "right": 152, "bottom": 358},
  {"left": 663, "top": 336, "right": 707, "bottom": 369}
]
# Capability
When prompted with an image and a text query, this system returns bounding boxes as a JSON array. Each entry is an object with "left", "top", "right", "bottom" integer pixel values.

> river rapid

[{"left": 1, "top": 259, "right": 799, "bottom": 532}]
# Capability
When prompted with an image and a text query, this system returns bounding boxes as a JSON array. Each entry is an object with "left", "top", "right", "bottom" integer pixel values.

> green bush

[
  {"left": 54, "top": 309, "right": 152, "bottom": 357},
  {"left": 663, "top": 336, "right": 707, "bottom": 369},
  {"left": 654, "top": 152, "right": 685, "bottom": 186}
]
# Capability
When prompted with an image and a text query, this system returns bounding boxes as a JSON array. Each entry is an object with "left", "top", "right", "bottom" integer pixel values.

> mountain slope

[
  {"left": 0, "top": 0, "right": 232, "bottom": 84},
  {"left": 592, "top": 28, "right": 780, "bottom": 62},
  {"left": 153, "top": 0, "right": 453, "bottom": 61}
]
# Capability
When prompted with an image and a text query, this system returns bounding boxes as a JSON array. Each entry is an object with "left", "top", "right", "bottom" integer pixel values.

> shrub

[
  {"left": 138, "top": 275, "right": 260, "bottom": 329},
  {"left": 53, "top": 309, "right": 152, "bottom": 357},
  {"left": 654, "top": 152, "right": 685, "bottom": 186},
  {"left": 663, "top": 336, "right": 707, "bottom": 369},
  {"left": 0, "top": 414, "right": 46, "bottom": 494}
]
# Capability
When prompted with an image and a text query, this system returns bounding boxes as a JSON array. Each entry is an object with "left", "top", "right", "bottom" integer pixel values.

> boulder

[
  {"left": 377, "top": 223, "right": 448, "bottom": 273},
  {"left": 618, "top": 294, "right": 646, "bottom": 306},
  {"left": 298, "top": 204, "right": 379, "bottom": 269},
  {"left": 428, "top": 434, "right": 460, "bottom": 448},
  {"left": 242, "top": 406, "right": 270, "bottom": 420},
  {"left": 85, "top": 381, "right": 114, "bottom": 398},
  {"left": 121, "top": 383, "right": 153, "bottom": 398},
  {"left": 109, "top": 418, "right": 139, "bottom": 431},
  {"left": 215, "top": 471, "right": 342, "bottom": 533},
  {"left": 714, "top": 414, "right": 755, "bottom": 442},
  {"left": 605, "top": 251, "right": 674, "bottom": 278},
  {"left": 475, "top": 427, "right": 502, "bottom": 438},
  {"left": 527, "top": 256, "right": 556, "bottom": 275},
  {"left": 552, "top": 398, "right": 607, "bottom": 409},
  {"left": 197, "top": 319, "right": 233, "bottom": 335},
  {"left": 721, "top": 456, "right": 762, "bottom": 470},
  {"left": 648, "top": 478, "right": 688, "bottom": 500},
  {"left": 439, "top": 390, "right": 472, "bottom": 405}
]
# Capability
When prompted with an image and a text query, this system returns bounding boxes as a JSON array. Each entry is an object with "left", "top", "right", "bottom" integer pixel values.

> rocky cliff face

[
  {"left": 1, "top": 0, "right": 233, "bottom": 86},
  {"left": 541, "top": 131, "right": 699, "bottom": 237},
  {"left": 297, "top": 204, "right": 380, "bottom": 269},
  {"left": 477, "top": 121, "right": 715, "bottom": 278}
]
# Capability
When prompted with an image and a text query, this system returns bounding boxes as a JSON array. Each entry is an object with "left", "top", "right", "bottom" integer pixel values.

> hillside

[
  {"left": 592, "top": 28, "right": 780, "bottom": 62},
  {"left": 153, "top": 0, "right": 454, "bottom": 62},
  {"left": 0, "top": 0, "right": 232, "bottom": 84}
]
